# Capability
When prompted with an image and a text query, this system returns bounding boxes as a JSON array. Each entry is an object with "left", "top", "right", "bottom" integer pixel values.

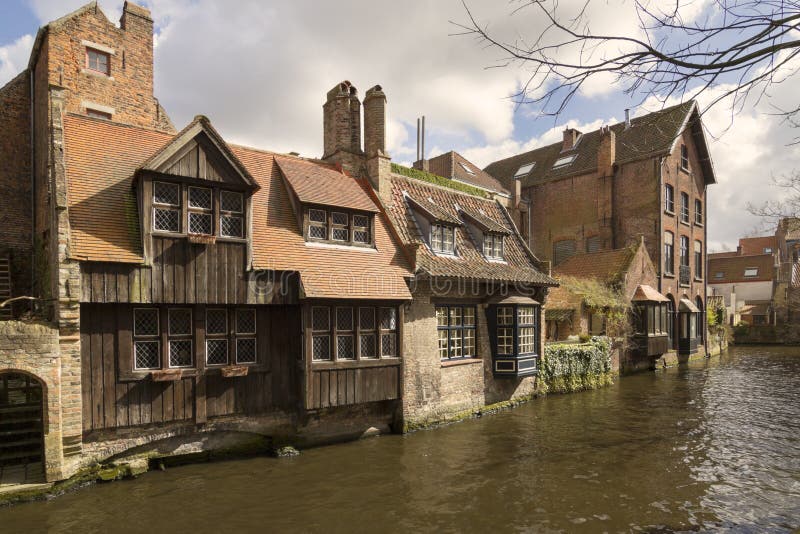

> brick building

[
  {"left": 483, "top": 105, "right": 717, "bottom": 358},
  {"left": 0, "top": 1, "right": 553, "bottom": 483}
]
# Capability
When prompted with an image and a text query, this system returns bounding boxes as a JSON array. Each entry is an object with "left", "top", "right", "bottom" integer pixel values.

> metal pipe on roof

[
  {"left": 421, "top": 116, "right": 426, "bottom": 161},
  {"left": 416, "top": 117, "right": 420, "bottom": 161}
]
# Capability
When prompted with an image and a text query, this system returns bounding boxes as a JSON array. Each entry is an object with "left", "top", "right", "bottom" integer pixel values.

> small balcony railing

[{"left": 679, "top": 265, "right": 691, "bottom": 286}]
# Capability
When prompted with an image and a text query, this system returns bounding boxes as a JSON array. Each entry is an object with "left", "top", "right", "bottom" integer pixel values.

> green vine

[
  {"left": 390, "top": 163, "right": 489, "bottom": 198},
  {"left": 558, "top": 276, "right": 631, "bottom": 339},
  {"left": 541, "top": 337, "right": 614, "bottom": 393}
]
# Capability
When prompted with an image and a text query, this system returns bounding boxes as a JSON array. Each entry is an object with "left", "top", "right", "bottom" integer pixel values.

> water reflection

[{"left": 1, "top": 347, "right": 799, "bottom": 532}]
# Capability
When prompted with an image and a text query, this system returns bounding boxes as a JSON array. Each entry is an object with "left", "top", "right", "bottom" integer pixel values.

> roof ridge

[
  {"left": 64, "top": 112, "right": 175, "bottom": 136},
  {"left": 392, "top": 172, "right": 493, "bottom": 201}
]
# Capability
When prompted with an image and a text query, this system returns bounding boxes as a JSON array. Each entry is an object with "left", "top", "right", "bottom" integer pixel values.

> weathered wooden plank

[
  {"left": 100, "top": 309, "right": 117, "bottom": 429},
  {"left": 90, "top": 323, "right": 104, "bottom": 429},
  {"left": 151, "top": 381, "right": 164, "bottom": 424},
  {"left": 116, "top": 267, "right": 129, "bottom": 303},
  {"left": 186, "top": 243, "right": 196, "bottom": 304},
  {"left": 80, "top": 308, "right": 94, "bottom": 430},
  {"left": 92, "top": 272, "right": 105, "bottom": 304},
  {"left": 311, "top": 370, "right": 320, "bottom": 410},
  {"left": 337, "top": 370, "right": 347, "bottom": 406},
  {"left": 174, "top": 241, "right": 186, "bottom": 304},
  {"left": 163, "top": 239, "right": 174, "bottom": 304},
  {"left": 206, "top": 375, "right": 218, "bottom": 417},
  {"left": 140, "top": 381, "right": 152, "bottom": 425},
  {"left": 195, "top": 246, "right": 207, "bottom": 304},
  {"left": 320, "top": 370, "right": 329, "bottom": 409},
  {"left": 216, "top": 244, "right": 227, "bottom": 304},
  {"left": 346, "top": 369, "right": 356, "bottom": 405},
  {"left": 81, "top": 265, "right": 93, "bottom": 303},
  {"left": 152, "top": 239, "right": 162, "bottom": 303},
  {"left": 164, "top": 381, "right": 174, "bottom": 422},
  {"left": 329, "top": 369, "right": 338, "bottom": 407},
  {"left": 184, "top": 378, "right": 193, "bottom": 420},
  {"left": 128, "top": 381, "right": 141, "bottom": 427},
  {"left": 104, "top": 271, "right": 117, "bottom": 303},
  {"left": 207, "top": 244, "right": 217, "bottom": 304},
  {"left": 115, "top": 383, "right": 129, "bottom": 428},
  {"left": 227, "top": 245, "right": 237, "bottom": 305},
  {"left": 195, "top": 375, "right": 206, "bottom": 423}
]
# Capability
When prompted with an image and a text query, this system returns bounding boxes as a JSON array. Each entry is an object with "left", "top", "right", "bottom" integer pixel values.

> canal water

[{"left": 2, "top": 346, "right": 799, "bottom": 532}]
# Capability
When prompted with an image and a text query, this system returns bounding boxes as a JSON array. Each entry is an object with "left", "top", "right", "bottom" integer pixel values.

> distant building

[
  {"left": 478, "top": 104, "right": 717, "bottom": 358},
  {"left": 708, "top": 252, "right": 777, "bottom": 325}
]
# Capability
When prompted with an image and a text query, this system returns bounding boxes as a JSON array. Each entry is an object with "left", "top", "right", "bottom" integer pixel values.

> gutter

[
  {"left": 657, "top": 156, "right": 666, "bottom": 294},
  {"left": 29, "top": 68, "right": 35, "bottom": 309}
]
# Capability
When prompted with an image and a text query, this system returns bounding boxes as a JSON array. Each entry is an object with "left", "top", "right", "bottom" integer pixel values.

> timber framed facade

[{"left": 0, "top": 1, "right": 556, "bottom": 483}]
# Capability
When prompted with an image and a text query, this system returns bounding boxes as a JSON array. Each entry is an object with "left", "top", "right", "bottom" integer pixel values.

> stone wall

[{"left": 0, "top": 320, "right": 65, "bottom": 481}]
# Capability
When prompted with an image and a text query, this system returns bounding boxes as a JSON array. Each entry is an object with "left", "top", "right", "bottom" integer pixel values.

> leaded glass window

[
  {"left": 483, "top": 233, "right": 504, "bottom": 260},
  {"left": 312, "top": 306, "right": 331, "bottom": 361},
  {"left": 168, "top": 309, "right": 193, "bottom": 368},
  {"left": 153, "top": 181, "right": 181, "bottom": 233},
  {"left": 436, "top": 305, "right": 477, "bottom": 360},
  {"left": 353, "top": 215, "right": 370, "bottom": 243},
  {"left": 220, "top": 191, "right": 244, "bottom": 238},
  {"left": 235, "top": 309, "right": 257, "bottom": 364},
  {"left": 331, "top": 212, "right": 349, "bottom": 242},
  {"left": 430, "top": 224, "right": 455, "bottom": 254},
  {"left": 309, "top": 209, "right": 328, "bottom": 240},
  {"left": 496, "top": 306, "right": 514, "bottom": 355},
  {"left": 188, "top": 187, "right": 213, "bottom": 235},
  {"left": 134, "top": 308, "right": 160, "bottom": 370}
]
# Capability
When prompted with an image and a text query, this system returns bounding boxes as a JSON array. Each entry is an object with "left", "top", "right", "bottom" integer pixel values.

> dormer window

[
  {"left": 188, "top": 187, "right": 213, "bottom": 235},
  {"left": 483, "top": 233, "right": 504, "bottom": 260},
  {"left": 513, "top": 162, "right": 535, "bottom": 180},
  {"left": 431, "top": 224, "right": 455, "bottom": 255},
  {"left": 552, "top": 154, "right": 577, "bottom": 169},
  {"left": 305, "top": 207, "right": 373, "bottom": 247},
  {"left": 151, "top": 181, "right": 247, "bottom": 239},
  {"left": 220, "top": 191, "right": 244, "bottom": 238},
  {"left": 153, "top": 182, "right": 181, "bottom": 233},
  {"left": 458, "top": 162, "right": 476, "bottom": 175},
  {"left": 86, "top": 48, "right": 110, "bottom": 76}
]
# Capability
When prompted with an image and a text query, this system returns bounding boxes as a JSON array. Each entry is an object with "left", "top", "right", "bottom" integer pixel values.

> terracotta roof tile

[
  {"left": 386, "top": 173, "right": 555, "bottom": 286},
  {"left": 708, "top": 253, "right": 775, "bottom": 283},
  {"left": 405, "top": 195, "right": 463, "bottom": 225},
  {"left": 275, "top": 156, "right": 379, "bottom": 213},
  {"left": 63, "top": 114, "right": 412, "bottom": 300}
]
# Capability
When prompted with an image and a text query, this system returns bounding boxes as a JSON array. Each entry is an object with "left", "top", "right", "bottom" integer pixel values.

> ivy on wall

[{"left": 542, "top": 336, "right": 614, "bottom": 393}]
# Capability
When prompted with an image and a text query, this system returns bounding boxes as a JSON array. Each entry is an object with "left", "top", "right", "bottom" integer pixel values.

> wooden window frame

[
  {"left": 680, "top": 192, "right": 690, "bottom": 224},
  {"left": 152, "top": 181, "right": 182, "bottom": 234},
  {"left": 680, "top": 144, "right": 690, "bottom": 171},
  {"left": 205, "top": 308, "right": 229, "bottom": 367},
  {"left": 493, "top": 304, "right": 540, "bottom": 357},
  {"left": 304, "top": 207, "right": 374, "bottom": 248},
  {"left": 436, "top": 305, "right": 477, "bottom": 360},
  {"left": 234, "top": 308, "right": 257, "bottom": 365},
  {"left": 187, "top": 186, "right": 214, "bottom": 236},
  {"left": 430, "top": 224, "right": 455, "bottom": 255},
  {"left": 167, "top": 308, "right": 194, "bottom": 369},
  {"left": 694, "top": 199, "right": 703, "bottom": 225},
  {"left": 664, "top": 231, "right": 675, "bottom": 275},
  {"left": 680, "top": 235, "right": 690, "bottom": 268},
  {"left": 483, "top": 233, "right": 504, "bottom": 260},
  {"left": 664, "top": 184, "right": 675, "bottom": 214},
  {"left": 694, "top": 240, "right": 703, "bottom": 280},
  {"left": 310, "top": 304, "right": 400, "bottom": 364},
  {"left": 133, "top": 308, "right": 161, "bottom": 370},
  {"left": 220, "top": 190, "right": 245, "bottom": 239},
  {"left": 86, "top": 47, "right": 110, "bottom": 76}
]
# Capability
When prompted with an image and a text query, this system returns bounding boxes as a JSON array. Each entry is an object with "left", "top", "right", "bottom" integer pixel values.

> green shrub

[
  {"left": 390, "top": 163, "right": 489, "bottom": 198},
  {"left": 541, "top": 337, "right": 613, "bottom": 394}
]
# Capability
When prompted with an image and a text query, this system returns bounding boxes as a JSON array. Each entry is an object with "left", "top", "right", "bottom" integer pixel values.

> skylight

[
  {"left": 513, "top": 162, "right": 535, "bottom": 179},
  {"left": 458, "top": 162, "right": 475, "bottom": 175},
  {"left": 744, "top": 268, "right": 758, "bottom": 277},
  {"left": 552, "top": 154, "right": 577, "bottom": 168}
]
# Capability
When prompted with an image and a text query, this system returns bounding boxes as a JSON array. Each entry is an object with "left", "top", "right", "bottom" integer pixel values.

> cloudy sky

[{"left": 1, "top": 0, "right": 798, "bottom": 251}]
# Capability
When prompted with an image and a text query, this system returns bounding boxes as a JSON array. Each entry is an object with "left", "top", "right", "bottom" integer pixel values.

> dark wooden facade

[{"left": 80, "top": 303, "right": 301, "bottom": 434}]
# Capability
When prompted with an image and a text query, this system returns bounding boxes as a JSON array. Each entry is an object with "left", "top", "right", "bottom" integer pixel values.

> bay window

[{"left": 488, "top": 297, "right": 541, "bottom": 377}]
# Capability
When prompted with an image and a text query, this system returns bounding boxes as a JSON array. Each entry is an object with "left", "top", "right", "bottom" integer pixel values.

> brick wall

[
  {"left": 0, "top": 72, "right": 33, "bottom": 310},
  {"left": 40, "top": 3, "right": 174, "bottom": 132}
]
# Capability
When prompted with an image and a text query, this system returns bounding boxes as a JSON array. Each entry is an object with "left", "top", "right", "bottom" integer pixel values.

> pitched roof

[
  {"left": 708, "top": 253, "right": 775, "bottom": 283},
  {"left": 632, "top": 285, "right": 669, "bottom": 302},
  {"left": 405, "top": 194, "right": 463, "bottom": 225},
  {"left": 275, "top": 156, "right": 379, "bottom": 213},
  {"left": 554, "top": 247, "right": 636, "bottom": 284},
  {"left": 738, "top": 236, "right": 777, "bottom": 256},
  {"left": 385, "top": 173, "right": 555, "bottom": 286},
  {"left": 427, "top": 151, "right": 510, "bottom": 195},
  {"left": 484, "top": 101, "right": 715, "bottom": 188},
  {"left": 458, "top": 205, "right": 510, "bottom": 234},
  {"left": 62, "top": 114, "right": 412, "bottom": 299}
]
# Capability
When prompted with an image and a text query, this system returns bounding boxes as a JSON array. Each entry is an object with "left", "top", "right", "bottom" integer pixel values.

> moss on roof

[{"left": 391, "top": 163, "right": 489, "bottom": 198}]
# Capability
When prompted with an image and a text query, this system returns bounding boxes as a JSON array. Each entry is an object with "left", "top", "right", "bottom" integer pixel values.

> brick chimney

[
  {"left": 323, "top": 81, "right": 363, "bottom": 159},
  {"left": 364, "top": 85, "right": 392, "bottom": 202},
  {"left": 363, "top": 85, "right": 387, "bottom": 158},
  {"left": 563, "top": 128, "right": 581, "bottom": 151},
  {"left": 597, "top": 126, "right": 616, "bottom": 177},
  {"left": 120, "top": 1, "right": 154, "bottom": 88}
]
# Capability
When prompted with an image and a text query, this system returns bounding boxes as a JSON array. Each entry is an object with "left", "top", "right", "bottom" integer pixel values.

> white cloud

[{"left": 0, "top": 34, "right": 34, "bottom": 87}]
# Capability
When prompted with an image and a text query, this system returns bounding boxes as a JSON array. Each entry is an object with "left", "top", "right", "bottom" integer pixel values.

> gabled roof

[
  {"left": 62, "top": 114, "right": 412, "bottom": 299},
  {"left": 458, "top": 205, "right": 509, "bottom": 234},
  {"left": 632, "top": 285, "right": 669, "bottom": 303},
  {"left": 554, "top": 247, "right": 637, "bottom": 284},
  {"left": 484, "top": 101, "right": 716, "bottom": 188},
  {"left": 275, "top": 156, "right": 379, "bottom": 213},
  {"left": 708, "top": 253, "right": 775, "bottom": 284},
  {"left": 405, "top": 195, "right": 463, "bottom": 225},
  {"left": 427, "top": 151, "right": 510, "bottom": 195},
  {"left": 138, "top": 115, "right": 258, "bottom": 188},
  {"left": 385, "top": 172, "right": 555, "bottom": 286}
]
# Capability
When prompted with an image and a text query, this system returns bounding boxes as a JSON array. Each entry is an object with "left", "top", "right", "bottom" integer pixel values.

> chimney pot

[
  {"left": 323, "top": 80, "right": 362, "bottom": 158},
  {"left": 562, "top": 128, "right": 581, "bottom": 151},
  {"left": 364, "top": 84, "right": 388, "bottom": 158},
  {"left": 624, "top": 108, "right": 631, "bottom": 129}
]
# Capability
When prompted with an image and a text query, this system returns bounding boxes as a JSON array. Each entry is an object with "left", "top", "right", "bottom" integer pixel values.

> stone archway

[{"left": 0, "top": 371, "right": 45, "bottom": 485}]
